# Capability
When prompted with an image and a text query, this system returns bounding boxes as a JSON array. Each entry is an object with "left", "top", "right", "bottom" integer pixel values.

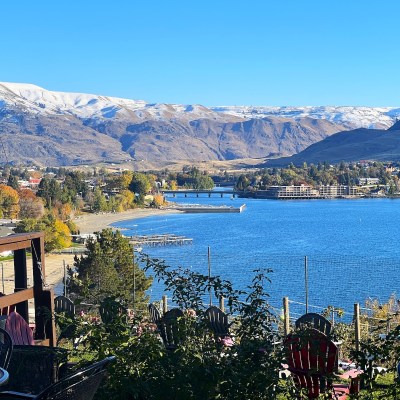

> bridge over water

[{"left": 161, "top": 189, "right": 241, "bottom": 198}]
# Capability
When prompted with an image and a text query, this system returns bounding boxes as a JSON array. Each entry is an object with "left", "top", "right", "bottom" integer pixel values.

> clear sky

[{"left": 1, "top": 1, "right": 399, "bottom": 107}]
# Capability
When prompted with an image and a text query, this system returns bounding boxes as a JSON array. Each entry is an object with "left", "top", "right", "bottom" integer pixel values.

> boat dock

[{"left": 129, "top": 234, "right": 193, "bottom": 247}]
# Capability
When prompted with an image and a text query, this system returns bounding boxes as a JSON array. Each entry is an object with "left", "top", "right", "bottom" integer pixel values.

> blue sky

[{"left": 1, "top": 1, "right": 399, "bottom": 106}]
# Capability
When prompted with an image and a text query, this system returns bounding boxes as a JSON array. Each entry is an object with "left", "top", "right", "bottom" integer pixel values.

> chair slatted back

[
  {"left": 284, "top": 328, "right": 337, "bottom": 399},
  {"left": 0, "top": 327, "right": 13, "bottom": 369},
  {"left": 205, "top": 306, "right": 230, "bottom": 337},
  {"left": 158, "top": 308, "right": 184, "bottom": 351},
  {"left": 54, "top": 296, "right": 75, "bottom": 318},
  {"left": 148, "top": 303, "right": 161, "bottom": 325},
  {"left": 5, "top": 311, "right": 34, "bottom": 345},
  {"left": 99, "top": 298, "right": 126, "bottom": 325},
  {"left": 295, "top": 313, "right": 332, "bottom": 336}
]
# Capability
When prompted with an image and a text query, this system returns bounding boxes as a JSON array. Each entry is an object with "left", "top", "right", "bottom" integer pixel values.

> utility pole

[
  {"left": 133, "top": 246, "right": 136, "bottom": 313},
  {"left": 208, "top": 246, "right": 212, "bottom": 306},
  {"left": 304, "top": 256, "right": 309, "bottom": 314}
]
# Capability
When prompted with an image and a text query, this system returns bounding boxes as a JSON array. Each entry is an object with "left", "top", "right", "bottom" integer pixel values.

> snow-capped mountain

[
  {"left": 2, "top": 82, "right": 399, "bottom": 128},
  {"left": 0, "top": 82, "right": 231, "bottom": 123},
  {"left": 211, "top": 105, "right": 400, "bottom": 129},
  {"left": 0, "top": 82, "right": 399, "bottom": 167}
]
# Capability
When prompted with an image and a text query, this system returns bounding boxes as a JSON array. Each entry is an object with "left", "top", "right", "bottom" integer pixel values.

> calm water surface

[{"left": 113, "top": 194, "right": 400, "bottom": 316}]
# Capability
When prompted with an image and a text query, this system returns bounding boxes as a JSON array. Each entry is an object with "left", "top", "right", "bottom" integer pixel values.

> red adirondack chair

[
  {"left": 5, "top": 311, "right": 35, "bottom": 345},
  {"left": 284, "top": 328, "right": 356, "bottom": 399}
]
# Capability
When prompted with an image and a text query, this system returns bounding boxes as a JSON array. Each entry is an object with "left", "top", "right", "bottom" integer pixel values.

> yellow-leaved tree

[
  {"left": 0, "top": 184, "right": 20, "bottom": 219},
  {"left": 15, "top": 214, "right": 71, "bottom": 252},
  {"left": 117, "top": 190, "right": 135, "bottom": 211},
  {"left": 152, "top": 193, "right": 165, "bottom": 207}
]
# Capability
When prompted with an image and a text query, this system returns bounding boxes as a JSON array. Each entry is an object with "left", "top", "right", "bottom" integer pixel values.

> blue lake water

[{"left": 113, "top": 194, "right": 400, "bottom": 319}]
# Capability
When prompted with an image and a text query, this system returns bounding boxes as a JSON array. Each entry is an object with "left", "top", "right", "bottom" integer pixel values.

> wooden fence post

[
  {"left": 162, "top": 295, "right": 168, "bottom": 314},
  {"left": 283, "top": 297, "right": 290, "bottom": 336},
  {"left": 219, "top": 296, "right": 225, "bottom": 312},
  {"left": 354, "top": 303, "right": 360, "bottom": 354}
]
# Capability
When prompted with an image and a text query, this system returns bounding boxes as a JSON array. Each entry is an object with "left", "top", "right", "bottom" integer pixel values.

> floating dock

[{"left": 129, "top": 234, "right": 193, "bottom": 247}]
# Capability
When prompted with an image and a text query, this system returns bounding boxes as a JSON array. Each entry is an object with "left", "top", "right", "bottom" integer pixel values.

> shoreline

[{"left": 74, "top": 208, "right": 179, "bottom": 235}]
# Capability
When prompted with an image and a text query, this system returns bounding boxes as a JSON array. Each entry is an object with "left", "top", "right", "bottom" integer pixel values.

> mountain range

[
  {"left": 265, "top": 120, "right": 400, "bottom": 167},
  {"left": 0, "top": 82, "right": 399, "bottom": 167}
]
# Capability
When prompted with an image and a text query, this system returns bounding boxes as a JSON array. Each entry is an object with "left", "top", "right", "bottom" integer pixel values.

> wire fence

[
  {"left": 141, "top": 250, "right": 400, "bottom": 332},
  {"left": 4, "top": 249, "right": 398, "bottom": 337}
]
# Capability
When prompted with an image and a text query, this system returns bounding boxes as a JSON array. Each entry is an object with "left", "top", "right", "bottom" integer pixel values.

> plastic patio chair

[
  {"left": 205, "top": 306, "right": 230, "bottom": 338},
  {"left": 54, "top": 296, "right": 77, "bottom": 345},
  {"left": 148, "top": 303, "right": 162, "bottom": 325},
  {"left": 284, "top": 328, "right": 356, "bottom": 399},
  {"left": 54, "top": 296, "right": 75, "bottom": 318},
  {"left": 157, "top": 308, "right": 184, "bottom": 351},
  {"left": 4, "top": 312, "right": 34, "bottom": 346},
  {"left": 99, "top": 298, "right": 126, "bottom": 325},
  {"left": 295, "top": 312, "right": 332, "bottom": 336},
  {"left": 3, "top": 346, "right": 68, "bottom": 394},
  {"left": 0, "top": 355, "right": 116, "bottom": 399},
  {"left": 0, "top": 327, "right": 13, "bottom": 369}
]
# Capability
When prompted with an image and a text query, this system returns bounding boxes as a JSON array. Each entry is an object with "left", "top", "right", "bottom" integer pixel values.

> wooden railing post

[
  {"left": 162, "top": 295, "right": 168, "bottom": 314},
  {"left": 219, "top": 296, "right": 225, "bottom": 312},
  {"left": 13, "top": 248, "right": 28, "bottom": 320},
  {"left": 283, "top": 297, "right": 290, "bottom": 336}
]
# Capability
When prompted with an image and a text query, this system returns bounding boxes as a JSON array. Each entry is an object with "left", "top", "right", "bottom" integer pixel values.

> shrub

[{"left": 68, "top": 255, "right": 285, "bottom": 399}]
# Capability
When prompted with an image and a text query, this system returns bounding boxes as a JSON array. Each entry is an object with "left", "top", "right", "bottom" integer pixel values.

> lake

[{"left": 113, "top": 193, "right": 400, "bottom": 320}]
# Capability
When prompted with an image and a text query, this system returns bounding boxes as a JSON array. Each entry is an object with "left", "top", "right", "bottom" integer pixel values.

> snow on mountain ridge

[
  {"left": 0, "top": 82, "right": 229, "bottom": 122},
  {"left": 211, "top": 105, "right": 400, "bottom": 128},
  {"left": 1, "top": 82, "right": 400, "bottom": 128}
]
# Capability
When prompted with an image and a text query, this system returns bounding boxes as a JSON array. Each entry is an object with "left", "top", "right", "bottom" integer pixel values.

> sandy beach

[
  {"left": 0, "top": 207, "right": 178, "bottom": 305},
  {"left": 74, "top": 208, "right": 178, "bottom": 235}
]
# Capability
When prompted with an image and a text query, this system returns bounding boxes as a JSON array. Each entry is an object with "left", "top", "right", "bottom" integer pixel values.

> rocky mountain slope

[
  {"left": 0, "top": 83, "right": 399, "bottom": 167},
  {"left": 265, "top": 121, "right": 400, "bottom": 166}
]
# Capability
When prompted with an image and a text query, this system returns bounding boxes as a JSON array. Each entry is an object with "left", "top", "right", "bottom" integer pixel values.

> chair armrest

[{"left": 0, "top": 392, "right": 36, "bottom": 399}]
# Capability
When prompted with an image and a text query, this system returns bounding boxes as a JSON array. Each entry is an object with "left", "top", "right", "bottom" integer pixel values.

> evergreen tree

[
  {"left": 69, "top": 229, "right": 152, "bottom": 306},
  {"left": 7, "top": 175, "right": 19, "bottom": 190}
]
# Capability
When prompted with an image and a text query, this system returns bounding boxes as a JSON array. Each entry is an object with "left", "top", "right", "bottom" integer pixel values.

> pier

[{"left": 129, "top": 234, "right": 193, "bottom": 247}]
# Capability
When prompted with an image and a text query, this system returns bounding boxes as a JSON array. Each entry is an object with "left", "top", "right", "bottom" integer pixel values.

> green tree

[
  {"left": 7, "top": 175, "right": 19, "bottom": 190},
  {"left": 92, "top": 188, "right": 108, "bottom": 212},
  {"left": 69, "top": 229, "right": 152, "bottom": 306},
  {"left": 192, "top": 173, "right": 214, "bottom": 190},
  {"left": 235, "top": 174, "right": 250, "bottom": 191},
  {"left": 37, "top": 177, "right": 62, "bottom": 208},
  {"left": 129, "top": 173, "right": 151, "bottom": 203}
]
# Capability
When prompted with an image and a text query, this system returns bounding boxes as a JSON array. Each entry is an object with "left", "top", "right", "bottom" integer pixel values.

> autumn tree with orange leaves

[{"left": 0, "top": 184, "right": 20, "bottom": 219}]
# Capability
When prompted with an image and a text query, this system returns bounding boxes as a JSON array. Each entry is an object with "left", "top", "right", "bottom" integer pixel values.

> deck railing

[{"left": 0, "top": 232, "right": 56, "bottom": 345}]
